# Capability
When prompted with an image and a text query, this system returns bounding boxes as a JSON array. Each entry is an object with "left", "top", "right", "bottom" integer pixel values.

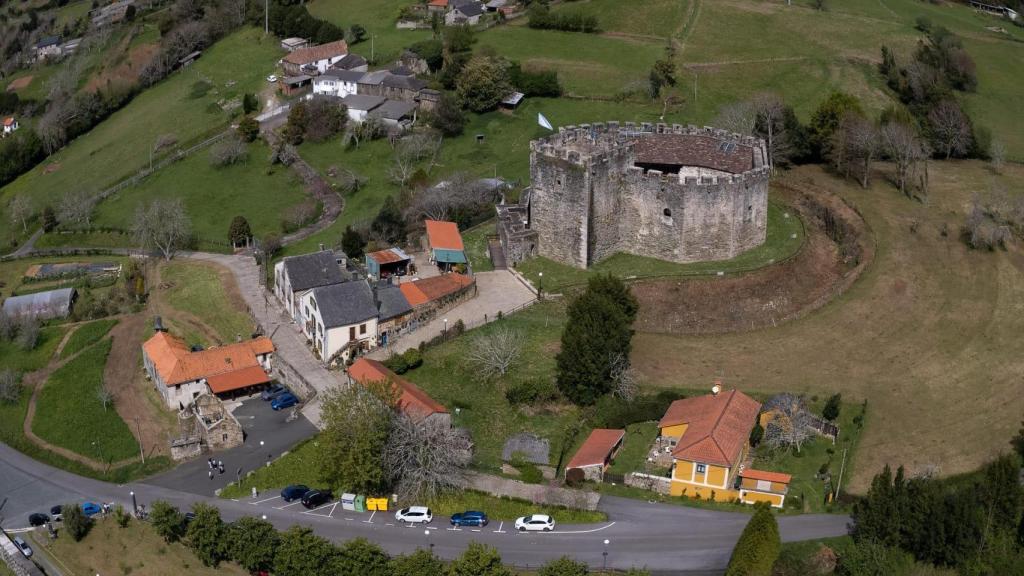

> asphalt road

[{"left": 0, "top": 442, "right": 849, "bottom": 574}]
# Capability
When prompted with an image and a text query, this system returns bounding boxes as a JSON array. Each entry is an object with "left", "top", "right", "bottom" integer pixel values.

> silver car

[{"left": 13, "top": 536, "right": 33, "bottom": 558}]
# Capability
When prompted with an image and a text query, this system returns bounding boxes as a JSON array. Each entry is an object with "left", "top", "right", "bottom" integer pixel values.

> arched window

[{"left": 663, "top": 208, "right": 672, "bottom": 218}]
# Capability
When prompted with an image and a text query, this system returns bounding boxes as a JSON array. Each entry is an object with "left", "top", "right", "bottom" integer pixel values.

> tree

[
  {"left": 980, "top": 454, "right": 1023, "bottom": 532},
  {"left": 42, "top": 205, "right": 57, "bottom": 232},
  {"left": 318, "top": 380, "right": 396, "bottom": 494},
  {"left": 714, "top": 101, "right": 757, "bottom": 136},
  {"left": 539, "top": 556, "right": 589, "bottom": 576},
  {"left": 228, "top": 216, "right": 252, "bottom": 246},
  {"left": 609, "top": 351, "right": 639, "bottom": 402},
  {"left": 261, "top": 233, "right": 282, "bottom": 260},
  {"left": 16, "top": 317, "right": 39, "bottom": 351},
  {"left": 586, "top": 274, "right": 638, "bottom": 322},
  {"left": 879, "top": 121, "right": 929, "bottom": 198},
  {"left": 95, "top": 385, "right": 114, "bottom": 411},
  {"left": 448, "top": 542, "right": 513, "bottom": 576},
  {"left": 822, "top": 393, "right": 841, "bottom": 421},
  {"left": 389, "top": 549, "right": 444, "bottom": 576},
  {"left": 556, "top": 289, "right": 632, "bottom": 405},
  {"left": 749, "top": 421, "right": 764, "bottom": 448},
  {"left": 229, "top": 516, "right": 278, "bottom": 573},
  {"left": 330, "top": 537, "right": 390, "bottom": 576},
  {"left": 725, "top": 503, "right": 780, "bottom": 576},
  {"left": 466, "top": 327, "right": 523, "bottom": 379},
  {"left": 990, "top": 140, "right": 1006, "bottom": 172},
  {"left": 62, "top": 502, "right": 93, "bottom": 541},
  {"left": 809, "top": 92, "right": 863, "bottom": 161},
  {"left": 8, "top": 194, "right": 33, "bottom": 233},
  {"left": 274, "top": 526, "right": 337, "bottom": 576},
  {"left": 57, "top": 190, "right": 97, "bottom": 229},
  {"left": 928, "top": 99, "right": 972, "bottom": 159},
  {"left": 384, "top": 414, "right": 472, "bottom": 500},
  {"left": 431, "top": 92, "right": 466, "bottom": 137},
  {"left": 0, "top": 311, "right": 13, "bottom": 342},
  {"left": 371, "top": 196, "right": 406, "bottom": 243},
  {"left": 305, "top": 98, "right": 348, "bottom": 142},
  {"left": 763, "top": 394, "right": 814, "bottom": 453},
  {"left": 648, "top": 57, "right": 677, "bottom": 98},
  {"left": 210, "top": 136, "right": 248, "bottom": 167},
  {"left": 150, "top": 500, "right": 185, "bottom": 542},
  {"left": 0, "top": 369, "right": 22, "bottom": 404},
  {"left": 131, "top": 198, "right": 192, "bottom": 260},
  {"left": 242, "top": 92, "right": 258, "bottom": 114},
  {"left": 852, "top": 465, "right": 906, "bottom": 547},
  {"left": 456, "top": 55, "right": 512, "bottom": 113},
  {"left": 238, "top": 116, "right": 260, "bottom": 142},
  {"left": 284, "top": 101, "right": 309, "bottom": 145},
  {"left": 340, "top": 225, "right": 365, "bottom": 259}
]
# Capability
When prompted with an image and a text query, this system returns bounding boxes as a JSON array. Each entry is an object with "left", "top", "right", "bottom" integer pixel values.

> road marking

[
  {"left": 301, "top": 502, "right": 336, "bottom": 516},
  {"left": 6, "top": 527, "right": 34, "bottom": 534},
  {"left": 493, "top": 521, "right": 505, "bottom": 533},
  {"left": 252, "top": 495, "right": 281, "bottom": 505},
  {"left": 346, "top": 518, "right": 355, "bottom": 521},
  {"left": 326, "top": 502, "right": 338, "bottom": 517},
  {"left": 447, "top": 527, "right": 461, "bottom": 532},
  {"left": 471, "top": 529, "right": 481, "bottom": 532},
  {"left": 275, "top": 501, "right": 303, "bottom": 510},
  {"left": 384, "top": 522, "right": 394, "bottom": 526},
  {"left": 363, "top": 510, "right": 375, "bottom": 524},
  {"left": 549, "top": 522, "right": 617, "bottom": 534}
]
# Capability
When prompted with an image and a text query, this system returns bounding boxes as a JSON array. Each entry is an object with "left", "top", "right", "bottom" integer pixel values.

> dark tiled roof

[
  {"left": 312, "top": 280, "right": 377, "bottom": 328},
  {"left": 375, "top": 284, "right": 413, "bottom": 321},
  {"left": 633, "top": 134, "right": 755, "bottom": 174},
  {"left": 36, "top": 36, "right": 61, "bottom": 48},
  {"left": 389, "top": 65, "right": 413, "bottom": 76},
  {"left": 283, "top": 251, "right": 346, "bottom": 291},
  {"left": 333, "top": 53, "right": 367, "bottom": 70},
  {"left": 332, "top": 70, "right": 366, "bottom": 83},
  {"left": 375, "top": 99, "right": 417, "bottom": 120},
  {"left": 455, "top": 2, "right": 484, "bottom": 16},
  {"left": 382, "top": 74, "right": 427, "bottom": 91},
  {"left": 357, "top": 70, "right": 390, "bottom": 86},
  {"left": 342, "top": 94, "right": 386, "bottom": 111}
]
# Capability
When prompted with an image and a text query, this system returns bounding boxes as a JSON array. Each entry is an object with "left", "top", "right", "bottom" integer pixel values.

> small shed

[
  {"left": 280, "top": 75, "right": 312, "bottom": 96},
  {"left": 2, "top": 287, "right": 77, "bottom": 321},
  {"left": 738, "top": 469, "right": 792, "bottom": 508},
  {"left": 366, "top": 247, "right": 412, "bottom": 280},
  {"left": 424, "top": 219, "right": 467, "bottom": 272},
  {"left": 374, "top": 99, "right": 417, "bottom": 129},
  {"left": 281, "top": 37, "right": 308, "bottom": 52},
  {"left": 500, "top": 91, "right": 524, "bottom": 111},
  {"left": 565, "top": 428, "right": 625, "bottom": 482}
]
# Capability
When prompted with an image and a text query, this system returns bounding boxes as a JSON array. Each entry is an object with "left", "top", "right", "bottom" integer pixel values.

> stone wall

[
  {"left": 461, "top": 472, "right": 601, "bottom": 511},
  {"left": 624, "top": 472, "right": 672, "bottom": 495}
]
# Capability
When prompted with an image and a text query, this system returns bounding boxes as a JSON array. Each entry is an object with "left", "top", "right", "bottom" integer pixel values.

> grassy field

[
  {"left": 634, "top": 161, "right": 1024, "bottom": 492},
  {"left": 32, "top": 338, "right": 140, "bottom": 462},
  {"left": 60, "top": 318, "right": 118, "bottom": 359},
  {"left": 549, "top": 0, "right": 689, "bottom": 38},
  {"left": 516, "top": 200, "right": 805, "bottom": 292},
  {"left": 159, "top": 260, "right": 253, "bottom": 345},
  {"left": 307, "top": 0, "right": 431, "bottom": 64},
  {"left": 0, "top": 27, "right": 285, "bottom": 245},
  {"left": 0, "top": 326, "right": 64, "bottom": 374},
  {"left": 462, "top": 221, "right": 495, "bottom": 273},
  {"left": 91, "top": 140, "right": 308, "bottom": 248},
  {"left": 25, "top": 516, "right": 250, "bottom": 576},
  {"left": 606, "top": 422, "right": 661, "bottom": 476},
  {"left": 426, "top": 490, "right": 606, "bottom": 523}
]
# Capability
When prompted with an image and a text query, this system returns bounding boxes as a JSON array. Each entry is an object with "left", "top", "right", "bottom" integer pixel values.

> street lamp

[
  {"left": 443, "top": 318, "right": 448, "bottom": 338},
  {"left": 130, "top": 491, "right": 137, "bottom": 516},
  {"left": 425, "top": 529, "right": 433, "bottom": 555},
  {"left": 537, "top": 272, "right": 543, "bottom": 300},
  {"left": 262, "top": 514, "right": 267, "bottom": 521},
  {"left": 603, "top": 539, "right": 610, "bottom": 571}
]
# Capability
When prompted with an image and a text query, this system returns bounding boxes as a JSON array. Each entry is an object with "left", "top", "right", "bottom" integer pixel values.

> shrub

[
  {"left": 62, "top": 503, "right": 93, "bottom": 541},
  {"left": 150, "top": 500, "right": 185, "bottom": 542},
  {"left": 823, "top": 393, "right": 841, "bottom": 421},
  {"left": 114, "top": 504, "right": 131, "bottom": 528},
  {"left": 725, "top": 503, "right": 780, "bottom": 576},
  {"left": 585, "top": 391, "right": 678, "bottom": 429},
  {"left": 237, "top": 116, "right": 260, "bottom": 143},
  {"left": 505, "top": 378, "right": 559, "bottom": 405}
]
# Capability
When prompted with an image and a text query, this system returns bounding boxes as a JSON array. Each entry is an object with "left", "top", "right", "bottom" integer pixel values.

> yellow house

[
  {"left": 659, "top": 389, "right": 761, "bottom": 502},
  {"left": 737, "top": 469, "right": 792, "bottom": 508}
]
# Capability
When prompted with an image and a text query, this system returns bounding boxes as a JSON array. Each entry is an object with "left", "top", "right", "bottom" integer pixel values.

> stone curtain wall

[
  {"left": 461, "top": 472, "right": 602, "bottom": 511},
  {"left": 529, "top": 122, "right": 770, "bottom": 268}
]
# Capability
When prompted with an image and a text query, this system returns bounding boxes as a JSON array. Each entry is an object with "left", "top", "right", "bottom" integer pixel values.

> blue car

[
  {"left": 280, "top": 485, "right": 310, "bottom": 502},
  {"left": 450, "top": 510, "right": 489, "bottom": 527},
  {"left": 81, "top": 502, "right": 102, "bottom": 516},
  {"left": 261, "top": 384, "right": 289, "bottom": 401},
  {"left": 271, "top": 393, "right": 298, "bottom": 411}
]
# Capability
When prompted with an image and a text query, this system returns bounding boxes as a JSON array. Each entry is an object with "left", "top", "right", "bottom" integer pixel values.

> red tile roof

[
  {"left": 567, "top": 428, "right": 625, "bottom": 469},
  {"left": 740, "top": 469, "right": 792, "bottom": 484},
  {"left": 348, "top": 358, "right": 448, "bottom": 420},
  {"left": 424, "top": 220, "right": 464, "bottom": 251},
  {"left": 206, "top": 365, "right": 272, "bottom": 394},
  {"left": 428, "top": 0, "right": 448, "bottom": 6},
  {"left": 633, "top": 134, "right": 755, "bottom": 174},
  {"left": 282, "top": 39, "right": 348, "bottom": 66},
  {"left": 367, "top": 248, "right": 408, "bottom": 265},
  {"left": 398, "top": 273, "right": 473, "bottom": 307},
  {"left": 3, "top": 117, "right": 14, "bottom": 127},
  {"left": 143, "top": 331, "right": 274, "bottom": 387},
  {"left": 661, "top": 390, "right": 761, "bottom": 467}
]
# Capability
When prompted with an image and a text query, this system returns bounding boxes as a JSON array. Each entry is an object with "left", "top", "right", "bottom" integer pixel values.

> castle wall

[{"left": 530, "top": 147, "right": 591, "bottom": 269}]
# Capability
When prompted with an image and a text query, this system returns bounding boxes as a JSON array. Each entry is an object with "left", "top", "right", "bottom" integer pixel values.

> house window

[
  {"left": 756, "top": 479, "right": 771, "bottom": 491},
  {"left": 360, "top": 323, "right": 366, "bottom": 335},
  {"left": 696, "top": 463, "right": 706, "bottom": 474},
  {"left": 663, "top": 208, "right": 672, "bottom": 217},
  {"left": 222, "top": 433, "right": 228, "bottom": 442},
  {"left": 349, "top": 326, "right": 356, "bottom": 340}
]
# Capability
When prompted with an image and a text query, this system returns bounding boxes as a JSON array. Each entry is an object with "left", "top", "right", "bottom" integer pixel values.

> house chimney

[
  {"left": 154, "top": 316, "right": 165, "bottom": 332},
  {"left": 711, "top": 379, "right": 722, "bottom": 396}
]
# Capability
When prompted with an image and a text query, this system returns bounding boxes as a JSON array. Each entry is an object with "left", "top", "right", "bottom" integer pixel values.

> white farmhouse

[
  {"left": 312, "top": 70, "right": 363, "bottom": 98},
  {"left": 274, "top": 250, "right": 347, "bottom": 322},
  {"left": 300, "top": 279, "right": 379, "bottom": 363}
]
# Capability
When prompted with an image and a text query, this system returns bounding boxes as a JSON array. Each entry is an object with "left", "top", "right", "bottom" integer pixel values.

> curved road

[{"left": 0, "top": 443, "right": 849, "bottom": 574}]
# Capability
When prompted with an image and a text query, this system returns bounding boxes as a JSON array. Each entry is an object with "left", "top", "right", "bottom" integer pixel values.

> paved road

[{"left": 0, "top": 442, "right": 849, "bottom": 574}]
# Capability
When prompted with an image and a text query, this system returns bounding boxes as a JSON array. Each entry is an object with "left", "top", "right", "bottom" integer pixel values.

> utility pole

[
  {"left": 265, "top": 0, "right": 269, "bottom": 35},
  {"left": 834, "top": 447, "right": 848, "bottom": 500},
  {"left": 136, "top": 417, "right": 145, "bottom": 463},
  {"left": 371, "top": 35, "right": 375, "bottom": 63}
]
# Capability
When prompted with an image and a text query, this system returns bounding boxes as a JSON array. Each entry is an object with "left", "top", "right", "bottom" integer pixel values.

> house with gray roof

[
  {"left": 2, "top": 287, "right": 77, "bottom": 321},
  {"left": 342, "top": 94, "right": 387, "bottom": 123},
  {"left": 273, "top": 250, "right": 347, "bottom": 322},
  {"left": 375, "top": 282, "right": 414, "bottom": 347},
  {"left": 447, "top": 1, "right": 484, "bottom": 25},
  {"left": 372, "top": 100, "right": 418, "bottom": 129},
  {"left": 313, "top": 70, "right": 363, "bottom": 98},
  {"left": 300, "top": 280, "right": 380, "bottom": 363},
  {"left": 331, "top": 53, "right": 368, "bottom": 72}
]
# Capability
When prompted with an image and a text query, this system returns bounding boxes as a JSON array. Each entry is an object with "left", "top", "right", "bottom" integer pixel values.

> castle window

[{"left": 663, "top": 208, "right": 672, "bottom": 218}]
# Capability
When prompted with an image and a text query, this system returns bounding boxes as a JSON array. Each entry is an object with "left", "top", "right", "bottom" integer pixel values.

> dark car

[
  {"left": 28, "top": 513, "right": 49, "bottom": 527},
  {"left": 184, "top": 512, "right": 196, "bottom": 525},
  {"left": 261, "top": 384, "right": 289, "bottom": 401},
  {"left": 280, "top": 484, "right": 310, "bottom": 502},
  {"left": 271, "top": 392, "right": 298, "bottom": 411},
  {"left": 301, "top": 490, "right": 333, "bottom": 509},
  {"left": 450, "top": 510, "right": 488, "bottom": 527},
  {"left": 50, "top": 505, "right": 63, "bottom": 521}
]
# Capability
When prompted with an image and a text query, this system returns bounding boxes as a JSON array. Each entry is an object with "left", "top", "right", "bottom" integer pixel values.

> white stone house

[
  {"left": 312, "top": 70, "right": 363, "bottom": 98},
  {"left": 446, "top": 2, "right": 484, "bottom": 25},
  {"left": 2, "top": 117, "right": 18, "bottom": 135},
  {"left": 280, "top": 39, "right": 349, "bottom": 76},
  {"left": 300, "top": 280, "right": 379, "bottom": 363},
  {"left": 274, "top": 250, "right": 347, "bottom": 322},
  {"left": 342, "top": 94, "right": 386, "bottom": 124}
]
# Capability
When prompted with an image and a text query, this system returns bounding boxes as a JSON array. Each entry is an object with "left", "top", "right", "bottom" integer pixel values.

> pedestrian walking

[
  {"left": 218, "top": 464, "right": 225, "bottom": 474},
  {"left": 252, "top": 486, "right": 258, "bottom": 499},
  {"left": 208, "top": 470, "right": 214, "bottom": 480}
]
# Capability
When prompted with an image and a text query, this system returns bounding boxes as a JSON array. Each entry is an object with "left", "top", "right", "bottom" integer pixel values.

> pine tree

[
  {"left": 586, "top": 274, "right": 638, "bottom": 322},
  {"left": 555, "top": 289, "right": 631, "bottom": 405},
  {"left": 342, "top": 225, "right": 365, "bottom": 259},
  {"left": 228, "top": 215, "right": 252, "bottom": 246},
  {"left": 822, "top": 393, "right": 841, "bottom": 421},
  {"left": 371, "top": 196, "right": 405, "bottom": 244},
  {"left": 725, "top": 503, "right": 780, "bottom": 576}
]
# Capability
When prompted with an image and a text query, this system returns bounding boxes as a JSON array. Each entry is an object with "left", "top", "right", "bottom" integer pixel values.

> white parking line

[
  {"left": 275, "top": 501, "right": 304, "bottom": 510},
  {"left": 301, "top": 502, "right": 336, "bottom": 516},
  {"left": 252, "top": 495, "right": 282, "bottom": 505},
  {"left": 493, "top": 521, "right": 505, "bottom": 534},
  {"left": 326, "top": 502, "right": 338, "bottom": 517},
  {"left": 447, "top": 527, "right": 461, "bottom": 532},
  {"left": 471, "top": 529, "right": 481, "bottom": 532},
  {"left": 547, "top": 522, "right": 617, "bottom": 535},
  {"left": 362, "top": 510, "right": 376, "bottom": 524}
]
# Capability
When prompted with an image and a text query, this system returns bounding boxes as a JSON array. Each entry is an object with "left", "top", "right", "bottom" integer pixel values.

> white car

[
  {"left": 13, "top": 536, "right": 32, "bottom": 558},
  {"left": 394, "top": 506, "right": 432, "bottom": 525},
  {"left": 515, "top": 514, "right": 555, "bottom": 532},
  {"left": 266, "top": 74, "right": 278, "bottom": 83}
]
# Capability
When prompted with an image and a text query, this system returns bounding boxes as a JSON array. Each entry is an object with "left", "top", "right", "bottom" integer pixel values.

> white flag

[{"left": 537, "top": 113, "right": 553, "bottom": 131}]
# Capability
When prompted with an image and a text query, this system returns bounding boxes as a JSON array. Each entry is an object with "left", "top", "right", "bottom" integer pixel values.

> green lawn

[
  {"left": 307, "top": 0, "right": 432, "bottom": 64},
  {"left": 32, "top": 338, "right": 140, "bottom": 462},
  {"left": 462, "top": 220, "right": 495, "bottom": 273},
  {"left": 219, "top": 438, "right": 321, "bottom": 498},
  {"left": 426, "top": 490, "right": 606, "bottom": 523},
  {"left": 516, "top": 200, "right": 805, "bottom": 293},
  {"left": 60, "top": 318, "right": 118, "bottom": 359},
  {"left": 606, "top": 422, "right": 661, "bottom": 476},
  {"left": 0, "top": 326, "right": 65, "bottom": 374},
  {"left": 35, "top": 230, "right": 136, "bottom": 249},
  {"left": 160, "top": 261, "right": 253, "bottom": 344},
  {"left": 0, "top": 27, "right": 285, "bottom": 245},
  {"left": 92, "top": 140, "right": 308, "bottom": 249},
  {"left": 548, "top": 0, "right": 689, "bottom": 38}
]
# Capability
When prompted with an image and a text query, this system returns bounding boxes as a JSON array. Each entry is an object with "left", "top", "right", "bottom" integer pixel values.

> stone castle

[{"left": 497, "top": 122, "right": 771, "bottom": 269}]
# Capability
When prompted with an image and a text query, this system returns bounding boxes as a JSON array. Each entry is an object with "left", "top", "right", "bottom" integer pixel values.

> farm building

[
  {"left": 424, "top": 220, "right": 467, "bottom": 272},
  {"left": 347, "top": 358, "right": 450, "bottom": 426},
  {"left": 2, "top": 116, "right": 18, "bottom": 135},
  {"left": 375, "top": 282, "right": 414, "bottom": 347},
  {"left": 566, "top": 428, "right": 625, "bottom": 482},
  {"left": 398, "top": 273, "right": 476, "bottom": 321},
  {"left": 274, "top": 249, "right": 348, "bottom": 322},
  {"left": 366, "top": 247, "right": 412, "bottom": 280},
  {"left": 2, "top": 287, "right": 76, "bottom": 320},
  {"left": 341, "top": 94, "right": 386, "bottom": 123},
  {"left": 280, "top": 39, "right": 349, "bottom": 76},
  {"left": 299, "top": 280, "right": 379, "bottom": 363},
  {"left": 280, "top": 37, "right": 308, "bottom": 51}
]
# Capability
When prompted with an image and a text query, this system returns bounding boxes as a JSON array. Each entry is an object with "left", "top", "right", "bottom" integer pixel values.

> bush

[
  {"left": 823, "top": 393, "right": 841, "bottom": 421},
  {"left": 528, "top": 5, "right": 599, "bottom": 33},
  {"left": 238, "top": 116, "right": 260, "bottom": 143},
  {"left": 114, "top": 504, "right": 131, "bottom": 528},
  {"left": 505, "top": 378, "right": 559, "bottom": 405},
  {"left": 150, "top": 500, "right": 185, "bottom": 542},
  {"left": 725, "top": 503, "right": 780, "bottom": 576},
  {"left": 62, "top": 503, "right": 93, "bottom": 541},
  {"left": 585, "top": 391, "right": 678, "bottom": 429},
  {"left": 384, "top": 348, "right": 422, "bottom": 374}
]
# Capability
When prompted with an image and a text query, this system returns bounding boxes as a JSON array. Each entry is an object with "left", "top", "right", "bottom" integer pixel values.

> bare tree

[
  {"left": 0, "top": 311, "right": 14, "bottom": 342},
  {"left": 17, "top": 317, "right": 40, "bottom": 351},
  {"left": 880, "top": 121, "right": 928, "bottom": 198},
  {"left": 609, "top": 352, "right": 638, "bottom": 402},
  {"left": 131, "top": 199, "right": 192, "bottom": 261},
  {"left": 387, "top": 133, "right": 443, "bottom": 187},
  {"left": 0, "top": 369, "right": 21, "bottom": 404},
  {"left": 57, "top": 190, "right": 98, "bottom": 229},
  {"left": 763, "top": 394, "right": 814, "bottom": 453},
  {"left": 844, "top": 115, "right": 879, "bottom": 189},
  {"left": 36, "top": 101, "right": 74, "bottom": 154},
  {"left": 989, "top": 140, "right": 1006, "bottom": 172},
  {"left": 713, "top": 101, "right": 756, "bottom": 136},
  {"left": 209, "top": 136, "right": 248, "bottom": 167},
  {"left": 466, "top": 326, "right": 523, "bottom": 379},
  {"left": 752, "top": 92, "right": 787, "bottom": 171},
  {"left": 96, "top": 386, "right": 115, "bottom": 411},
  {"left": 963, "top": 194, "right": 1011, "bottom": 250},
  {"left": 8, "top": 195, "right": 33, "bottom": 233},
  {"left": 46, "top": 58, "right": 85, "bottom": 102},
  {"left": 384, "top": 415, "right": 473, "bottom": 500},
  {"left": 928, "top": 99, "right": 972, "bottom": 160},
  {"left": 405, "top": 172, "right": 500, "bottom": 224}
]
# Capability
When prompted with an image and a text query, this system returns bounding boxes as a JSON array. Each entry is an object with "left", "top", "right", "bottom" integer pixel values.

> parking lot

[{"left": 0, "top": 459, "right": 87, "bottom": 530}]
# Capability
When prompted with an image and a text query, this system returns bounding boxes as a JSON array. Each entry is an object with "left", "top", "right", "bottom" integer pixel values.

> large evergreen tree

[
  {"left": 555, "top": 287, "right": 632, "bottom": 405},
  {"left": 185, "top": 504, "right": 229, "bottom": 567},
  {"left": 725, "top": 503, "right": 780, "bottom": 576},
  {"left": 371, "top": 196, "right": 406, "bottom": 244}
]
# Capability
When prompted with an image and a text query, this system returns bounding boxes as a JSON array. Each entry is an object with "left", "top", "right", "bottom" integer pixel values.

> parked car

[
  {"left": 261, "top": 384, "right": 289, "bottom": 401},
  {"left": 271, "top": 392, "right": 298, "bottom": 410},
  {"left": 50, "top": 505, "right": 63, "bottom": 521},
  {"left": 28, "top": 513, "right": 49, "bottom": 526},
  {"left": 266, "top": 74, "right": 278, "bottom": 82},
  {"left": 81, "top": 502, "right": 102, "bottom": 516},
  {"left": 515, "top": 514, "right": 555, "bottom": 532},
  {"left": 280, "top": 485, "right": 310, "bottom": 502},
  {"left": 12, "top": 536, "right": 32, "bottom": 558},
  {"left": 301, "top": 490, "right": 333, "bottom": 509},
  {"left": 450, "top": 510, "right": 489, "bottom": 527},
  {"left": 394, "top": 506, "right": 432, "bottom": 525},
  {"left": 183, "top": 512, "right": 196, "bottom": 525}
]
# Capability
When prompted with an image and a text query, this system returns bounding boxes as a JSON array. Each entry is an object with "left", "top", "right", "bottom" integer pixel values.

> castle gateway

[{"left": 497, "top": 122, "right": 770, "bottom": 269}]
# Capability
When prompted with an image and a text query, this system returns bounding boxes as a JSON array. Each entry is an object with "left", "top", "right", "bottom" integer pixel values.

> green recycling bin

[{"left": 354, "top": 494, "right": 366, "bottom": 512}]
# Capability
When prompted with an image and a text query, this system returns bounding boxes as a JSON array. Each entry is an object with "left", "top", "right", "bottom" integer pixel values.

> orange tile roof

[
  {"left": 3, "top": 117, "right": 14, "bottom": 127},
  {"left": 424, "top": 220, "right": 464, "bottom": 251},
  {"left": 661, "top": 390, "right": 761, "bottom": 468},
  {"left": 143, "top": 331, "right": 275, "bottom": 386},
  {"left": 740, "top": 469, "right": 792, "bottom": 484},
  {"left": 398, "top": 273, "right": 473, "bottom": 307},
  {"left": 567, "top": 428, "right": 625, "bottom": 469},
  {"left": 428, "top": 0, "right": 448, "bottom": 6},
  {"left": 206, "top": 365, "right": 272, "bottom": 394},
  {"left": 282, "top": 39, "right": 348, "bottom": 66},
  {"left": 348, "top": 358, "right": 447, "bottom": 420}
]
